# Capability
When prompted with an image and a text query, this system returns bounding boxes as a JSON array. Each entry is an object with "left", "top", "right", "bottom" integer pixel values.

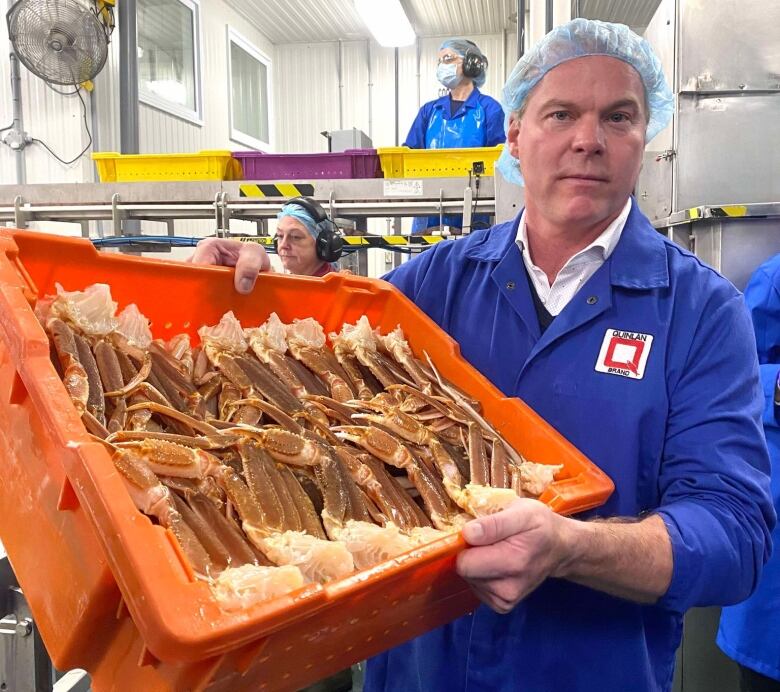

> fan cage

[{"left": 7, "top": 0, "right": 110, "bottom": 85}]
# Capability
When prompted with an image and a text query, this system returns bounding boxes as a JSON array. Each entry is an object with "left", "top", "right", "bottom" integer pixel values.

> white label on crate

[{"left": 383, "top": 179, "right": 424, "bottom": 197}]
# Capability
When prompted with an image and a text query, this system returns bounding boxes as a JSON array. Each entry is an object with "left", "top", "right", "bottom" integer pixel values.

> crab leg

[
  {"left": 113, "top": 448, "right": 213, "bottom": 576},
  {"left": 278, "top": 466, "right": 327, "bottom": 540},
  {"left": 336, "top": 446, "right": 424, "bottom": 530},
  {"left": 467, "top": 422, "right": 490, "bottom": 487},
  {"left": 490, "top": 436, "right": 510, "bottom": 489},
  {"left": 186, "top": 492, "right": 268, "bottom": 566},
  {"left": 219, "top": 465, "right": 354, "bottom": 583},
  {"left": 235, "top": 356, "right": 304, "bottom": 413},
  {"left": 126, "top": 401, "right": 219, "bottom": 436},
  {"left": 47, "top": 318, "right": 89, "bottom": 414},
  {"left": 238, "top": 440, "right": 299, "bottom": 534},
  {"left": 170, "top": 492, "right": 233, "bottom": 571}
]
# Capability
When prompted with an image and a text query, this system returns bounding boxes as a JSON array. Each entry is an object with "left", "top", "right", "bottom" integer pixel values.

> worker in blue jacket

[
  {"left": 717, "top": 254, "right": 780, "bottom": 692},
  {"left": 404, "top": 38, "right": 505, "bottom": 234},
  {"left": 191, "top": 19, "right": 775, "bottom": 692}
]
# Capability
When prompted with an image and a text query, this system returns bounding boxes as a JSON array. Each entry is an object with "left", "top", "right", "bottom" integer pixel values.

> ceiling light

[{"left": 354, "top": 0, "right": 415, "bottom": 47}]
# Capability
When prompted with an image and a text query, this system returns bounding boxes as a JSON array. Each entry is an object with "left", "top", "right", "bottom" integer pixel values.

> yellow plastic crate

[
  {"left": 377, "top": 144, "right": 503, "bottom": 178},
  {"left": 92, "top": 150, "right": 242, "bottom": 182}
]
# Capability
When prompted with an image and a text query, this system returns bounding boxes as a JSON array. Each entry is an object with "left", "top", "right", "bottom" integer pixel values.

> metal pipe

[
  {"left": 516, "top": 0, "right": 526, "bottom": 59},
  {"left": 337, "top": 39, "right": 344, "bottom": 130},
  {"left": 501, "top": 28, "right": 507, "bottom": 80},
  {"left": 415, "top": 37, "right": 421, "bottom": 110},
  {"left": 10, "top": 53, "right": 26, "bottom": 185},
  {"left": 89, "top": 87, "right": 105, "bottom": 237},
  {"left": 545, "top": 0, "right": 553, "bottom": 33},
  {"left": 366, "top": 40, "right": 373, "bottom": 139},
  {"left": 394, "top": 47, "right": 400, "bottom": 146},
  {"left": 118, "top": 0, "right": 139, "bottom": 154}
]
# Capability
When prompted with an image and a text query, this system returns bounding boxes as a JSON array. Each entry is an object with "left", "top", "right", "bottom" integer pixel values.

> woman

[
  {"left": 273, "top": 199, "right": 340, "bottom": 276},
  {"left": 190, "top": 197, "right": 342, "bottom": 283},
  {"left": 405, "top": 38, "right": 505, "bottom": 233}
]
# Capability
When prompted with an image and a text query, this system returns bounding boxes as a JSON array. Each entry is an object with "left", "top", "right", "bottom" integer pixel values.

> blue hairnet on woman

[{"left": 404, "top": 37, "right": 505, "bottom": 233}]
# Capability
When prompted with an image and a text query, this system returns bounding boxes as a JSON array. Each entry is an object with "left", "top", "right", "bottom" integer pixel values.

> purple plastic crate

[{"left": 233, "top": 149, "right": 382, "bottom": 180}]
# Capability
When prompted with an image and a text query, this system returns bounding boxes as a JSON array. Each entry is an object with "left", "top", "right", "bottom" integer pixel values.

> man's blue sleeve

[
  {"left": 656, "top": 291, "right": 776, "bottom": 612},
  {"left": 403, "top": 105, "right": 430, "bottom": 149}
]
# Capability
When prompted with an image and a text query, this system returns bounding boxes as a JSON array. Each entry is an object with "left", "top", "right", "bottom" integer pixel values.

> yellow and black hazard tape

[
  {"left": 239, "top": 183, "right": 316, "bottom": 198},
  {"left": 686, "top": 205, "right": 748, "bottom": 220},
  {"left": 237, "top": 235, "right": 447, "bottom": 248}
]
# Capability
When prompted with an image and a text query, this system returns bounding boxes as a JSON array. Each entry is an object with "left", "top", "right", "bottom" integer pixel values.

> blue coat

[
  {"left": 717, "top": 253, "right": 780, "bottom": 682},
  {"left": 367, "top": 200, "right": 775, "bottom": 692},
  {"left": 404, "top": 88, "right": 504, "bottom": 232}
]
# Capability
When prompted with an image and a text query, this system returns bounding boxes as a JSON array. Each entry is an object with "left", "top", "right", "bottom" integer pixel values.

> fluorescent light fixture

[{"left": 355, "top": 0, "right": 415, "bottom": 47}]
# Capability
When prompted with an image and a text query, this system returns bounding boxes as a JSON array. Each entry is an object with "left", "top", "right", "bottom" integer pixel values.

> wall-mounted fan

[
  {"left": 7, "top": 0, "right": 114, "bottom": 86},
  {"left": 3, "top": 0, "right": 115, "bottom": 168}
]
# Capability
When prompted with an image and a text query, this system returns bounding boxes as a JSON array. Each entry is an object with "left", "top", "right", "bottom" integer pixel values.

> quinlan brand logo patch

[{"left": 595, "top": 329, "right": 653, "bottom": 380}]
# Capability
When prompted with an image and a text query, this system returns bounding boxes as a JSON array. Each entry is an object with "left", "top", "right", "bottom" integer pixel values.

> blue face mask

[{"left": 436, "top": 63, "right": 463, "bottom": 89}]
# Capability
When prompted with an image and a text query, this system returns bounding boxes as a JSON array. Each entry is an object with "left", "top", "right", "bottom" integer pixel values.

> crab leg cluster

[{"left": 40, "top": 285, "right": 563, "bottom": 610}]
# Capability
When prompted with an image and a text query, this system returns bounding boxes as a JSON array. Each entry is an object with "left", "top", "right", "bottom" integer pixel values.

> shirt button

[
  {"left": 586, "top": 296, "right": 598, "bottom": 305},
  {"left": 506, "top": 280, "right": 516, "bottom": 290}
]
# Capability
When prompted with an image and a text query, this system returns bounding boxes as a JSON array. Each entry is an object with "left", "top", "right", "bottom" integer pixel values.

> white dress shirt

[{"left": 515, "top": 199, "right": 632, "bottom": 316}]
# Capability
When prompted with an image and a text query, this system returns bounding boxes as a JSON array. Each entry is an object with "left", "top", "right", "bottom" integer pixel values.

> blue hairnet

[
  {"left": 497, "top": 18, "right": 674, "bottom": 186},
  {"left": 276, "top": 203, "right": 319, "bottom": 239},
  {"left": 440, "top": 38, "right": 487, "bottom": 88}
]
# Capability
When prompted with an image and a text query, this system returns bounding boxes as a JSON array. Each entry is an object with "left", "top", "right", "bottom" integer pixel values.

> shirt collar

[
  {"left": 464, "top": 197, "right": 670, "bottom": 290},
  {"left": 434, "top": 87, "right": 481, "bottom": 110},
  {"left": 514, "top": 198, "right": 631, "bottom": 265}
]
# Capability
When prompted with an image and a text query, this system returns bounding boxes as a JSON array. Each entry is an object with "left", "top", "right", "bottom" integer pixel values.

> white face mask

[{"left": 436, "top": 63, "right": 463, "bottom": 89}]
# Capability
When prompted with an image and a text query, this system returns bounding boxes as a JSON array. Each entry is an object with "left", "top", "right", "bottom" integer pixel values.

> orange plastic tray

[{"left": 0, "top": 229, "right": 614, "bottom": 691}]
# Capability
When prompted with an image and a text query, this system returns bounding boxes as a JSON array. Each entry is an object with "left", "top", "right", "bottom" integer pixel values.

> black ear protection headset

[
  {"left": 461, "top": 41, "right": 488, "bottom": 80},
  {"left": 274, "top": 196, "right": 344, "bottom": 263}
]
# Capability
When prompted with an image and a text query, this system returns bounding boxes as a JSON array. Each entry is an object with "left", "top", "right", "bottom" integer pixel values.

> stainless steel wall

[{"left": 637, "top": 0, "right": 780, "bottom": 222}]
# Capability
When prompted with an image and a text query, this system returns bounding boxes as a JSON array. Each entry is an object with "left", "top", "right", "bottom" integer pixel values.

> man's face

[
  {"left": 275, "top": 217, "right": 319, "bottom": 275},
  {"left": 507, "top": 56, "right": 647, "bottom": 232}
]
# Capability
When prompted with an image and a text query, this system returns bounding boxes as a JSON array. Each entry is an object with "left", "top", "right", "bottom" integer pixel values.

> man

[
  {"left": 717, "top": 253, "right": 780, "bottom": 692},
  {"left": 190, "top": 19, "right": 774, "bottom": 691}
]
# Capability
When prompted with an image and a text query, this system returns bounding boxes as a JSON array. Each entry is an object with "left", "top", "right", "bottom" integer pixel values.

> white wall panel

[
  {"left": 341, "top": 41, "right": 370, "bottom": 139},
  {"left": 369, "top": 44, "right": 397, "bottom": 149},
  {"left": 273, "top": 42, "right": 339, "bottom": 153}
]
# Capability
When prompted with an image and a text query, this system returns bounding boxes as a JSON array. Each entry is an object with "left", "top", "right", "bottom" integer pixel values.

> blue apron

[{"left": 404, "top": 89, "right": 504, "bottom": 233}]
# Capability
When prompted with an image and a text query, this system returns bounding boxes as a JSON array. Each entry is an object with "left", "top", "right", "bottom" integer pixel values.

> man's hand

[
  {"left": 456, "top": 498, "right": 673, "bottom": 614},
  {"left": 189, "top": 238, "right": 271, "bottom": 294},
  {"left": 457, "top": 499, "right": 571, "bottom": 613}
]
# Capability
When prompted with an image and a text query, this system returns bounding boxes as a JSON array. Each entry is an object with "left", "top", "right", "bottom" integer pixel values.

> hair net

[
  {"left": 440, "top": 38, "right": 487, "bottom": 88},
  {"left": 496, "top": 18, "right": 674, "bottom": 186},
  {"left": 276, "top": 203, "right": 319, "bottom": 239}
]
